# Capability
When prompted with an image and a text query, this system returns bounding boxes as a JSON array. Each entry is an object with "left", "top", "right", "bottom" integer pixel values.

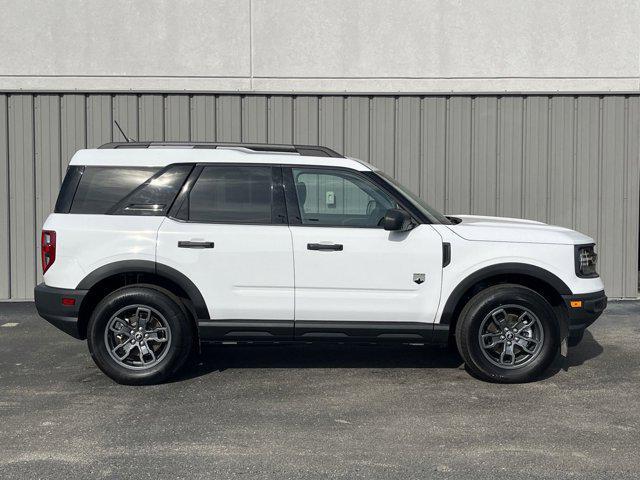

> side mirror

[{"left": 382, "top": 208, "right": 413, "bottom": 231}]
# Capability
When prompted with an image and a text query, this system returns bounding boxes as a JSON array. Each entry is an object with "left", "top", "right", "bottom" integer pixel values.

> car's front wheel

[
  {"left": 87, "top": 286, "right": 193, "bottom": 385},
  {"left": 455, "top": 284, "right": 560, "bottom": 383}
]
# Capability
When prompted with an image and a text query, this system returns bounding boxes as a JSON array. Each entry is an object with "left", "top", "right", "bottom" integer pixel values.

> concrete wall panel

[
  {"left": 0, "top": 1, "right": 637, "bottom": 93},
  {"left": 252, "top": 0, "right": 638, "bottom": 79},
  {"left": 0, "top": 0, "right": 250, "bottom": 78}
]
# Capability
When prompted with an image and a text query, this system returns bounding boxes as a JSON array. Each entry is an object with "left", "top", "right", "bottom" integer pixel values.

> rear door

[
  {"left": 156, "top": 164, "right": 294, "bottom": 340},
  {"left": 284, "top": 166, "right": 444, "bottom": 342}
]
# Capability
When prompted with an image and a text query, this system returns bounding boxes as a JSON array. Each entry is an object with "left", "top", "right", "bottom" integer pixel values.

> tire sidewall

[
  {"left": 87, "top": 287, "right": 192, "bottom": 385},
  {"left": 459, "top": 286, "right": 560, "bottom": 383}
]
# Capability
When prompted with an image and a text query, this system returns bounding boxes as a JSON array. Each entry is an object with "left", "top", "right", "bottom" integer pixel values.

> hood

[{"left": 446, "top": 214, "right": 594, "bottom": 245}]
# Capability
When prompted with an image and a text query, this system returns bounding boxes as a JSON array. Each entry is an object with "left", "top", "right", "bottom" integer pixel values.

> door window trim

[
  {"left": 282, "top": 165, "right": 423, "bottom": 228},
  {"left": 167, "top": 163, "right": 288, "bottom": 226}
]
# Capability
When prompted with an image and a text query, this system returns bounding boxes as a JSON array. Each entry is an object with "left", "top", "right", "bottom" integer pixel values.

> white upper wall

[{"left": 1, "top": 0, "right": 638, "bottom": 93}]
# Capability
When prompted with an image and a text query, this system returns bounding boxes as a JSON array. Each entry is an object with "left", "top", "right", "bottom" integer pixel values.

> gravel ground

[{"left": 0, "top": 301, "right": 638, "bottom": 479}]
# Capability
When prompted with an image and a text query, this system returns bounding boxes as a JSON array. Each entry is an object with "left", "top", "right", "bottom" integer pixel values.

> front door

[
  {"left": 284, "top": 166, "right": 444, "bottom": 341},
  {"left": 156, "top": 164, "right": 294, "bottom": 340}
]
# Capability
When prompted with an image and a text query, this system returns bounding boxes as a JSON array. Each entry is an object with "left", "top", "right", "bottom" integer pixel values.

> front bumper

[
  {"left": 561, "top": 290, "right": 607, "bottom": 338},
  {"left": 34, "top": 283, "right": 87, "bottom": 339}
]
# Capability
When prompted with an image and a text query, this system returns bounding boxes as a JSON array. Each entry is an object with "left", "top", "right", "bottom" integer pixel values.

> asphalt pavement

[{"left": 0, "top": 300, "right": 639, "bottom": 479}]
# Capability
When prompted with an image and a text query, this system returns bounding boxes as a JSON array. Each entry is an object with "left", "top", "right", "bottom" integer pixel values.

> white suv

[{"left": 35, "top": 142, "right": 607, "bottom": 384}]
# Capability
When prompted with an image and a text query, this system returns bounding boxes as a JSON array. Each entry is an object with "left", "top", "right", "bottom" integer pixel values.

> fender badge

[{"left": 413, "top": 273, "right": 425, "bottom": 285}]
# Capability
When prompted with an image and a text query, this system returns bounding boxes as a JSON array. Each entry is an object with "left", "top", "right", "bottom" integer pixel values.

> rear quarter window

[
  {"left": 69, "top": 167, "right": 159, "bottom": 214},
  {"left": 54, "top": 166, "right": 84, "bottom": 213},
  {"left": 111, "top": 164, "right": 192, "bottom": 216}
]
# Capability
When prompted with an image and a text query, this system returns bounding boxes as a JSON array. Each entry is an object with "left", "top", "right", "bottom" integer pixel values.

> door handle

[
  {"left": 307, "top": 243, "right": 343, "bottom": 251},
  {"left": 178, "top": 241, "right": 215, "bottom": 249}
]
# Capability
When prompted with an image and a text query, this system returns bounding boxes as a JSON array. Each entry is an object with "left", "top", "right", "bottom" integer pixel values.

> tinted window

[
  {"left": 70, "top": 167, "right": 158, "bottom": 214},
  {"left": 54, "top": 166, "right": 83, "bottom": 213},
  {"left": 112, "top": 164, "right": 192, "bottom": 216},
  {"left": 292, "top": 168, "right": 396, "bottom": 227},
  {"left": 186, "top": 166, "right": 274, "bottom": 223}
]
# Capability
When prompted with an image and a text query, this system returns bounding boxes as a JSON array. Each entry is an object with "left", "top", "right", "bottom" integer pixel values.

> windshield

[{"left": 374, "top": 171, "right": 452, "bottom": 225}]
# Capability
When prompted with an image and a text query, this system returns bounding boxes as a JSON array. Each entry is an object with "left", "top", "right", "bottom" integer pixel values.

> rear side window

[{"left": 181, "top": 165, "right": 275, "bottom": 224}]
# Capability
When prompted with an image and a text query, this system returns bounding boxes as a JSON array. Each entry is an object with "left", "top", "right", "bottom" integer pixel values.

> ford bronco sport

[{"left": 34, "top": 142, "right": 607, "bottom": 384}]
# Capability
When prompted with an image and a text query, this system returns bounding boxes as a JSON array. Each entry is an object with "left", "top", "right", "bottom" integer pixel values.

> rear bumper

[
  {"left": 34, "top": 283, "right": 87, "bottom": 339},
  {"left": 561, "top": 290, "right": 607, "bottom": 338}
]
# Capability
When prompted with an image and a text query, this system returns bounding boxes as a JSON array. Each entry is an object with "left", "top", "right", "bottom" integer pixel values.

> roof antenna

[{"left": 114, "top": 120, "right": 134, "bottom": 142}]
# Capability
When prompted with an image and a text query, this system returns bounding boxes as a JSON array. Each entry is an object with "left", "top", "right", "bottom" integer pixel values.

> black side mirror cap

[{"left": 382, "top": 208, "right": 414, "bottom": 231}]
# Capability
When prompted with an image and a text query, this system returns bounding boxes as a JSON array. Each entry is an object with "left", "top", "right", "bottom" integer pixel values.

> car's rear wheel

[
  {"left": 455, "top": 284, "right": 560, "bottom": 383},
  {"left": 87, "top": 286, "right": 193, "bottom": 385}
]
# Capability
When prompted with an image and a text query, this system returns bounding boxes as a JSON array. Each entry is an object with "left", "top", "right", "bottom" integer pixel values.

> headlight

[{"left": 575, "top": 244, "right": 598, "bottom": 278}]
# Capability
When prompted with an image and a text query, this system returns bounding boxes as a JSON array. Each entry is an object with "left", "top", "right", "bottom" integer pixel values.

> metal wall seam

[
  {"left": 0, "top": 95, "right": 9, "bottom": 298},
  {"left": 34, "top": 95, "right": 61, "bottom": 283},
  {"left": 8, "top": 95, "right": 35, "bottom": 299},
  {"left": 624, "top": 96, "right": 640, "bottom": 298},
  {"left": 139, "top": 95, "right": 164, "bottom": 141}
]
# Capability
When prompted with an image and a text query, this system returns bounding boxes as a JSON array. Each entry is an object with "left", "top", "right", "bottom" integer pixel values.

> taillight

[{"left": 41, "top": 230, "right": 56, "bottom": 274}]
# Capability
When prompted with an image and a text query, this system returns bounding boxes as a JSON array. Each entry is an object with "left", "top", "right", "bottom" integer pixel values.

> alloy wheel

[
  {"left": 104, "top": 305, "right": 172, "bottom": 370},
  {"left": 478, "top": 304, "right": 544, "bottom": 369}
]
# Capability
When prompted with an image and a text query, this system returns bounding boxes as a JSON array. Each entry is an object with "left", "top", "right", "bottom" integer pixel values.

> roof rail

[{"left": 97, "top": 142, "right": 344, "bottom": 158}]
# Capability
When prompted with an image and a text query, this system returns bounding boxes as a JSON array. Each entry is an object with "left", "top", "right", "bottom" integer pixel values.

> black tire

[
  {"left": 87, "top": 286, "right": 194, "bottom": 385},
  {"left": 455, "top": 284, "right": 560, "bottom": 383}
]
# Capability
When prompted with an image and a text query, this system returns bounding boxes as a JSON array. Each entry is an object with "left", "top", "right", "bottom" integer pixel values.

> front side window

[
  {"left": 183, "top": 165, "right": 275, "bottom": 224},
  {"left": 291, "top": 168, "right": 396, "bottom": 227}
]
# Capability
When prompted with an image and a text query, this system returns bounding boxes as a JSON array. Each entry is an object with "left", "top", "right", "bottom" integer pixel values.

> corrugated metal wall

[{"left": 0, "top": 93, "right": 638, "bottom": 299}]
